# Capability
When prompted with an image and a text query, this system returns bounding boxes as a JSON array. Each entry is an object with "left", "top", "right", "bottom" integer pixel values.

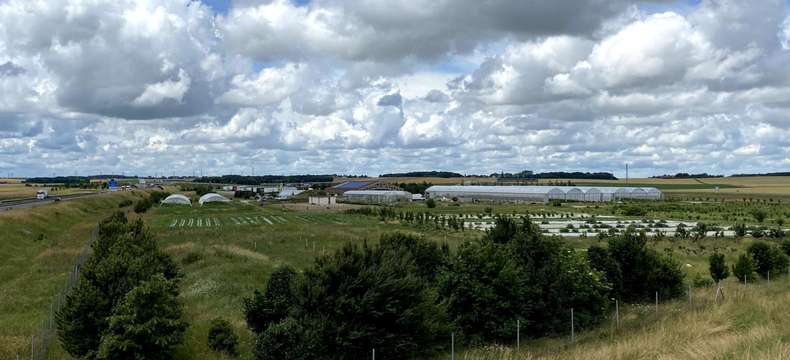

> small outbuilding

[{"left": 161, "top": 194, "right": 191, "bottom": 206}]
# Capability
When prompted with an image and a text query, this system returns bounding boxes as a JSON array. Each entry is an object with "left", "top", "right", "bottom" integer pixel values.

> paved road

[{"left": 0, "top": 192, "right": 103, "bottom": 212}]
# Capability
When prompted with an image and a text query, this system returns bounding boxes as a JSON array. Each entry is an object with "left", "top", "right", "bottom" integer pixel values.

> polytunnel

[
  {"left": 199, "top": 193, "right": 230, "bottom": 206},
  {"left": 161, "top": 194, "right": 191, "bottom": 206}
]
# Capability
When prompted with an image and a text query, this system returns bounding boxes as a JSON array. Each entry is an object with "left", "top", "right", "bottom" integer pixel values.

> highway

[{"left": 0, "top": 192, "right": 103, "bottom": 212}]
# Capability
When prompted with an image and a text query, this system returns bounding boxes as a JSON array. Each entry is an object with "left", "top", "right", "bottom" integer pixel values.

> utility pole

[{"left": 626, "top": 163, "right": 629, "bottom": 184}]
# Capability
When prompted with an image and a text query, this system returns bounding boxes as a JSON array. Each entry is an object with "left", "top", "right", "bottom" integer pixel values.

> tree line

[{"left": 243, "top": 217, "right": 686, "bottom": 359}]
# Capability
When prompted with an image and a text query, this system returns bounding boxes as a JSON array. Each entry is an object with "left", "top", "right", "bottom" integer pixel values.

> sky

[{"left": 1, "top": 0, "right": 789, "bottom": 178}]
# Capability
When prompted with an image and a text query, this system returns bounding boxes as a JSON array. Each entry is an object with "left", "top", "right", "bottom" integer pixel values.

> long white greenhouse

[
  {"left": 161, "top": 194, "right": 192, "bottom": 206},
  {"left": 343, "top": 190, "right": 413, "bottom": 204},
  {"left": 199, "top": 193, "right": 230, "bottom": 206},
  {"left": 425, "top": 185, "right": 662, "bottom": 203}
]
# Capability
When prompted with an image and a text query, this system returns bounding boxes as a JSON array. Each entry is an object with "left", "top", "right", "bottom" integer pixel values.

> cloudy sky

[{"left": 1, "top": 0, "right": 789, "bottom": 177}]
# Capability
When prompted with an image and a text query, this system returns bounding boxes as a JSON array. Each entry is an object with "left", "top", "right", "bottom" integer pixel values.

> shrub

[
  {"left": 746, "top": 241, "right": 788, "bottom": 278},
  {"left": 750, "top": 208, "right": 767, "bottom": 223},
  {"left": 426, "top": 198, "right": 436, "bottom": 208},
  {"left": 732, "top": 253, "right": 756, "bottom": 282},
  {"left": 255, "top": 318, "right": 311, "bottom": 360},
  {"left": 289, "top": 242, "right": 449, "bottom": 359},
  {"left": 691, "top": 273, "right": 714, "bottom": 288},
  {"left": 96, "top": 275, "right": 187, "bottom": 359},
  {"left": 56, "top": 214, "right": 183, "bottom": 359},
  {"left": 208, "top": 318, "right": 239, "bottom": 357},
  {"left": 620, "top": 205, "right": 647, "bottom": 217},
  {"left": 443, "top": 218, "right": 609, "bottom": 343},
  {"left": 587, "top": 246, "right": 623, "bottom": 296},
  {"left": 440, "top": 239, "right": 523, "bottom": 344},
  {"left": 134, "top": 198, "right": 153, "bottom": 213},
  {"left": 733, "top": 223, "right": 747, "bottom": 237},
  {"left": 782, "top": 239, "right": 790, "bottom": 257},
  {"left": 243, "top": 266, "right": 297, "bottom": 334},
  {"left": 605, "top": 231, "right": 685, "bottom": 302},
  {"left": 118, "top": 199, "right": 133, "bottom": 208},
  {"left": 708, "top": 253, "right": 729, "bottom": 283}
]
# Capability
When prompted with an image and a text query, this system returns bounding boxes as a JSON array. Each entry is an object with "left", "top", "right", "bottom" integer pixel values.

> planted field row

[{"left": 166, "top": 214, "right": 348, "bottom": 228}]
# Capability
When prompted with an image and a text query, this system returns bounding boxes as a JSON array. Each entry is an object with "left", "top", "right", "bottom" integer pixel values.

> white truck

[{"left": 36, "top": 189, "right": 48, "bottom": 200}]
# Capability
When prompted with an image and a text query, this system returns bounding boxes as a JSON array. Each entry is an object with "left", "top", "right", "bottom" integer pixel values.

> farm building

[
  {"left": 343, "top": 190, "right": 412, "bottom": 204},
  {"left": 329, "top": 181, "right": 401, "bottom": 195},
  {"left": 161, "top": 194, "right": 192, "bottom": 206},
  {"left": 309, "top": 196, "right": 337, "bottom": 206},
  {"left": 424, "top": 186, "right": 662, "bottom": 203},
  {"left": 199, "top": 193, "right": 230, "bottom": 206}
]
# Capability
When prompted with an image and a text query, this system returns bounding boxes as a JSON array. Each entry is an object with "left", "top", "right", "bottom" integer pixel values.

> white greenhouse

[
  {"left": 424, "top": 185, "right": 662, "bottom": 203},
  {"left": 343, "top": 190, "right": 412, "bottom": 204},
  {"left": 161, "top": 194, "right": 192, "bottom": 206},
  {"left": 199, "top": 193, "right": 230, "bottom": 206}
]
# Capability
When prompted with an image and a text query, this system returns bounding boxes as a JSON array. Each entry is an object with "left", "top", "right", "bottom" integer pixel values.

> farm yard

[{"left": 3, "top": 180, "right": 790, "bottom": 359}]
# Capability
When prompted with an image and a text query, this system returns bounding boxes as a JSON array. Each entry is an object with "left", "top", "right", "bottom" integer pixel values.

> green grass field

[{"left": 3, "top": 190, "right": 790, "bottom": 359}]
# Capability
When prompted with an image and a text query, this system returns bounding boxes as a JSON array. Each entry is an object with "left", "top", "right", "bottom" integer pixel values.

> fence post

[
  {"left": 688, "top": 284, "right": 692, "bottom": 306},
  {"left": 372, "top": 348, "right": 375, "bottom": 360},
  {"left": 615, "top": 300, "right": 619, "bottom": 328},
  {"left": 570, "top": 308, "right": 575, "bottom": 343},
  {"left": 516, "top": 319, "right": 520, "bottom": 350},
  {"left": 451, "top": 332, "right": 455, "bottom": 360},
  {"left": 30, "top": 335, "right": 34, "bottom": 360},
  {"left": 655, "top": 291, "right": 658, "bottom": 314},
  {"left": 768, "top": 271, "right": 770, "bottom": 283}
]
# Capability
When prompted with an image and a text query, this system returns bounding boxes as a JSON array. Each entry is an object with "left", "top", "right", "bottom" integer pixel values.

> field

[
  {"left": 0, "top": 191, "right": 141, "bottom": 359},
  {"left": 0, "top": 183, "right": 98, "bottom": 201},
  {"left": 345, "top": 175, "right": 790, "bottom": 199},
  {"left": 2, "top": 188, "right": 790, "bottom": 359}
]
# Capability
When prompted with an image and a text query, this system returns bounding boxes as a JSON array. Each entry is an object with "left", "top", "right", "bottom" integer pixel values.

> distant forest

[
  {"left": 494, "top": 171, "right": 618, "bottom": 180},
  {"left": 380, "top": 171, "right": 465, "bottom": 178},
  {"left": 731, "top": 172, "right": 790, "bottom": 177},
  {"left": 196, "top": 175, "right": 334, "bottom": 185},
  {"left": 651, "top": 173, "right": 724, "bottom": 179}
]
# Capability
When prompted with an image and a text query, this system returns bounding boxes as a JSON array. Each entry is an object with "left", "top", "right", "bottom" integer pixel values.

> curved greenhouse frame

[
  {"left": 199, "top": 193, "right": 230, "bottom": 206},
  {"left": 161, "top": 194, "right": 191, "bottom": 206}
]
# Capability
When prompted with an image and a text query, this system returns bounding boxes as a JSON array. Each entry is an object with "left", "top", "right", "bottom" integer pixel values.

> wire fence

[{"left": 22, "top": 225, "right": 98, "bottom": 360}]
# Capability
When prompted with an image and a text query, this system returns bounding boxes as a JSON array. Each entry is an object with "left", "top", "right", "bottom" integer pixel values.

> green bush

[
  {"left": 603, "top": 231, "right": 685, "bottom": 302},
  {"left": 118, "top": 199, "right": 133, "bottom": 208},
  {"left": 708, "top": 253, "right": 729, "bottom": 283},
  {"left": 56, "top": 213, "right": 184, "bottom": 359},
  {"left": 426, "top": 198, "right": 436, "bottom": 208},
  {"left": 746, "top": 241, "right": 788, "bottom": 278},
  {"left": 440, "top": 238, "right": 522, "bottom": 344},
  {"left": 208, "top": 318, "right": 239, "bottom": 357},
  {"left": 243, "top": 266, "right": 297, "bottom": 334},
  {"left": 782, "top": 239, "right": 790, "bottom": 257},
  {"left": 255, "top": 318, "right": 311, "bottom": 360},
  {"left": 96, "top": 275, "right": 187, "bottom": 359},
  {"left": 443, "top": 218, "right": 609, "bottom": 343},
  {"left": 732, "top": 253, "right": 756, "bottom": 282}
]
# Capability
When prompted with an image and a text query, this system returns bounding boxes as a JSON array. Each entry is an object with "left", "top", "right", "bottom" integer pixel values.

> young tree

[
  {"left": 440, "top": 239, "right": 523, "bottom": 344},
  {"left": 732, "top": 254, "right": 756, "bottom": 282},
  {"left": 208, "top": 318, "right": 239, "bottom": 357},
  {"left": 750, "top": 208, "right": 767, "bottom": 223},
  {"left": 243, "top": 266, "right": 298, "bottom": 334},
  {"left": 96, "top": 275, "right": 187, "bottom": 359},
  {"left": 606, "top": 230, "right": 685, "bottom": 302},
  {"left": 425, "top": 198, "right": 436, "bottom": 208},
  {"left": 57, "top": 214, "right": 183, "bottom": 359},
  {"left": 289, "top": 242, "right": 450, "bottom": 359},
  {"left": 747, "top": 241, "right": 789, "bottom": 278},
  {"left": 709, "top": 253, "right": 729, "bottom": 283}
]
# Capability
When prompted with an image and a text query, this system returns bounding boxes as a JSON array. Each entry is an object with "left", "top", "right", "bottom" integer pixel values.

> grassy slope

[
  {"left": 141, "top": 202, "right": 478, "bottom": 359},
  {"left": 0, "top": 191, "right": 140, "bottom": 359},
  {"left": 460, "top": 278, "right": 790, "bottom": 359}
]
